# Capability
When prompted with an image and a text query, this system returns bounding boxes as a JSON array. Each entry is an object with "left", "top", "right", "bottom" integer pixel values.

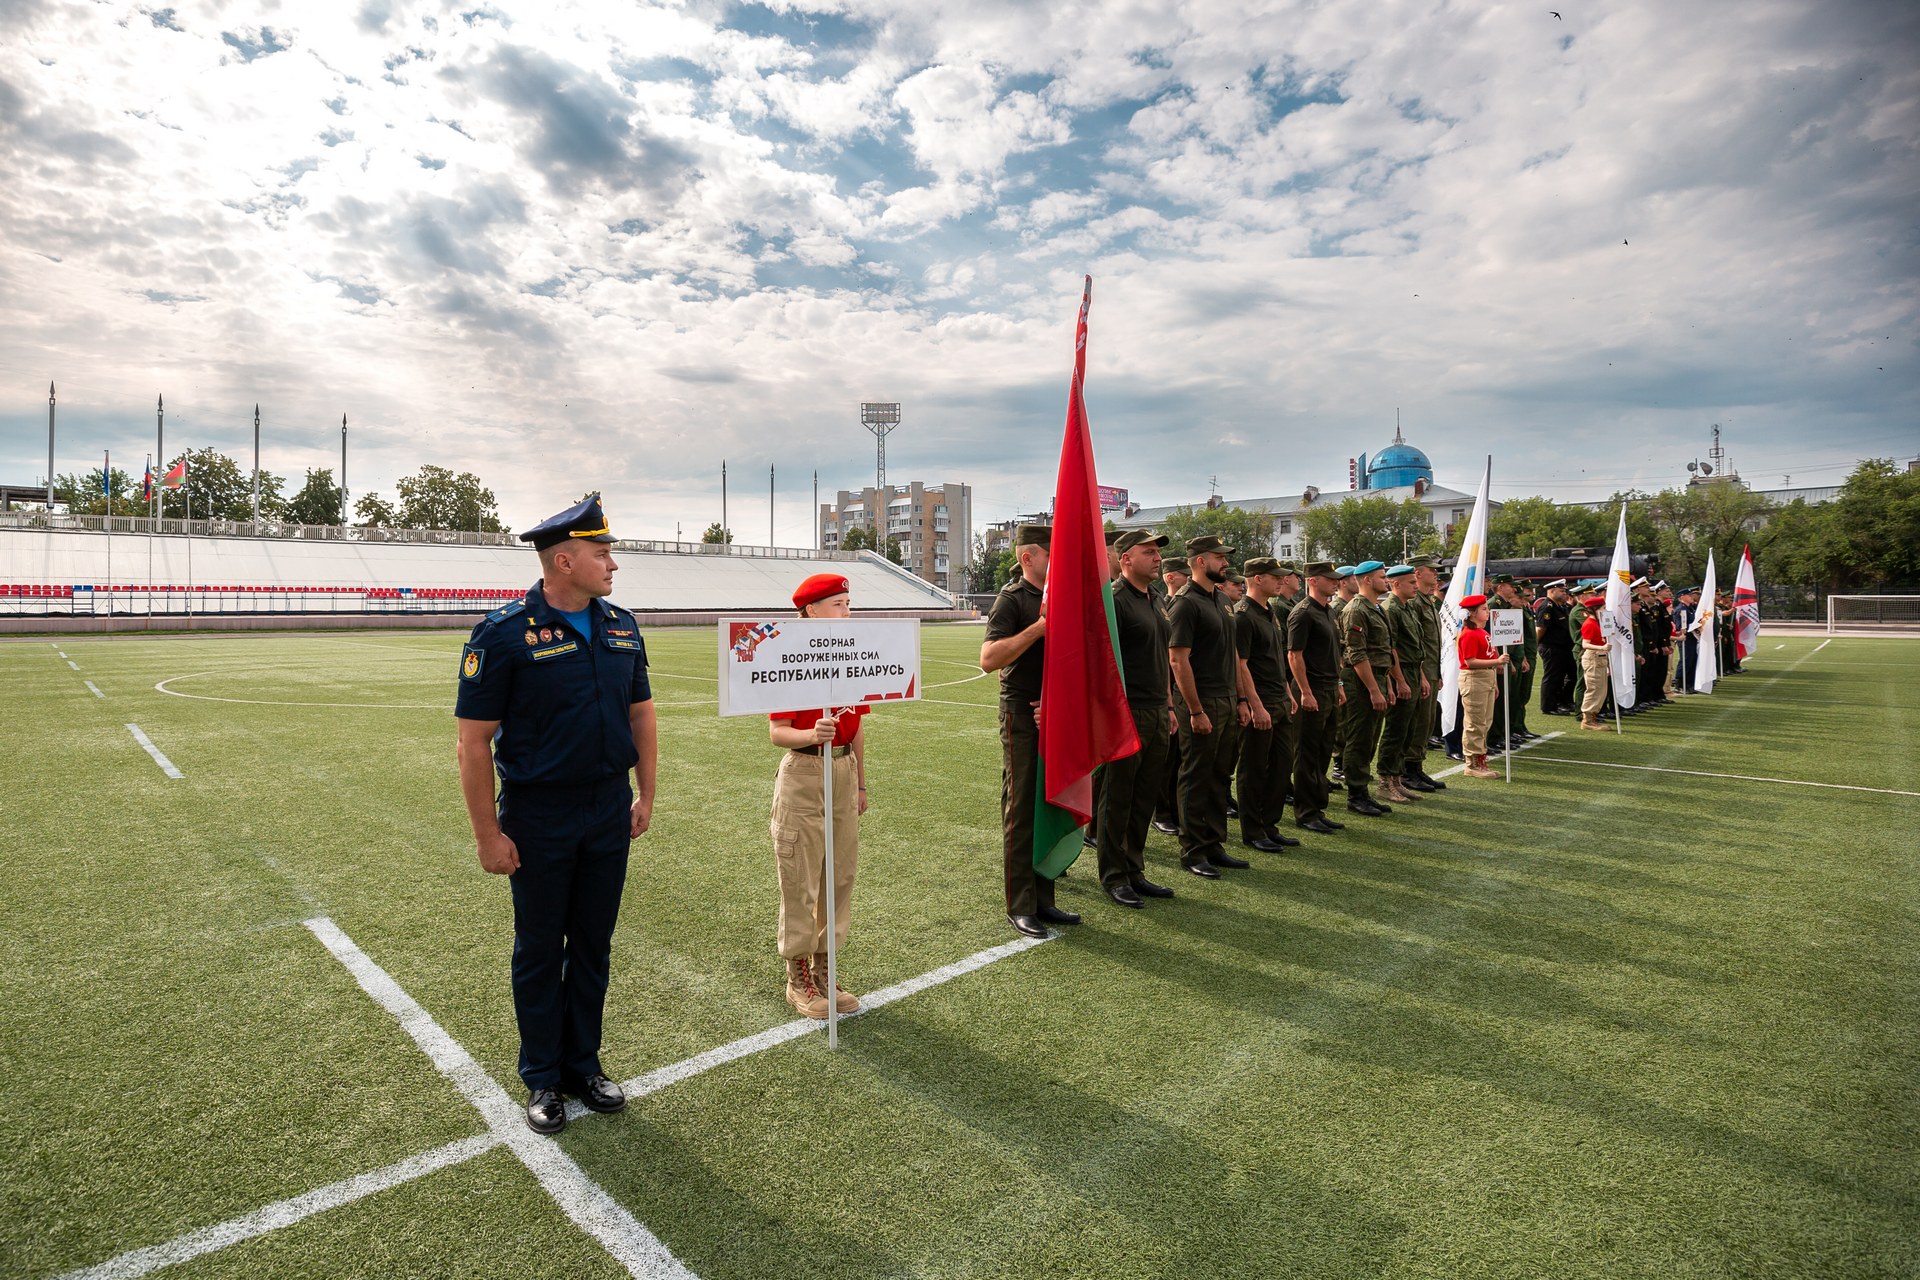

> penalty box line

[
  {"left": 1516, "top": 755, "right": 1920, "bottom": 799},
  {"left": 54, "top": 923, "right": 1054, "bottom": 1280}
]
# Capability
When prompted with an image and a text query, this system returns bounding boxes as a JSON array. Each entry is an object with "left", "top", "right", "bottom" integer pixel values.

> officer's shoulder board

[{"left": 484, "top": 600, "right": 526, "bottom": 626}]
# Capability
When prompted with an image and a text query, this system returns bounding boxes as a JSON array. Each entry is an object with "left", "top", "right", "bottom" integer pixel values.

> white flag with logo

[
  {"left": 1601, "top": 504, "right": 1637, "bottom": 709},
  {"left": 1691, "top": 549, "right": 1719, "bottom": 693},
  {"left": 1438, "top": 455, "right": 1492, "bottom": 734}
]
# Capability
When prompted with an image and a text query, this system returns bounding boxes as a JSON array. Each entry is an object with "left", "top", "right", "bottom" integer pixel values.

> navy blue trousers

[{"left": 500, "top": 776, "right": 631, "bottom": 1091}]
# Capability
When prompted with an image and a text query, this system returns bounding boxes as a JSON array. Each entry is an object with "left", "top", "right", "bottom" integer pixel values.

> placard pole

[
  {"left": 821, "top": 707, "right": 838, "bottom": 1050},
  {"left": 1502, "top": 660, "right": 1512, "bottom": 783}
]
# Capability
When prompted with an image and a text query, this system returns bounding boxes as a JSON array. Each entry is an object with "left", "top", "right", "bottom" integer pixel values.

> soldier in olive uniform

[
  {"left": 1375, "top": 565, "right": 1426, "bottom": 803},
  {"left": 1233, "top": 557, "right": 1301, "bottom": 852},
  {"left": 1406, "top": 557, "right": 1448, "bottom": 788},
  {"left": 1568, "top": 583, "right": 1595, "bottom": 714},
  {"left": 1329, "top": 566, "right": 1358, "bottom": 774},
  {"left": 1152, "top": 556, "right": 1191, "bottom": 834},
  {"left": 980, "top": 525, "right": 1079, "bottom": 939},
  {"left": 1287, "top": 562, "right": 1346, "bottom": 834},
  {"left": 1097, "top": 531, "right": 1178, "bottom": 908},
  {"left": 1513, "top": 583, "right": 1540, "bottom": 737},
  {"left": 1338, "top": 561, "right": 1397, "bottom": 817},
  {"left": 1169, "top": 535, "right": 1248, "bottom": 877}
]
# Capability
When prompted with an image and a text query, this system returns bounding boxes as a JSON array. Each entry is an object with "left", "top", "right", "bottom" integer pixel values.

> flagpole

[
  {"left": 820, "top": 706, "right": 838, "bottom": 1051},
  {"left": 145, "top": 454, "right": 154, "bottom": 625},
  {"left": 105, "top": 449, "right": 112, "bottom": 619}
]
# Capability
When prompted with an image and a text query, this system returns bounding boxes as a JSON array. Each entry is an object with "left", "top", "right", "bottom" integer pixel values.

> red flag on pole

[{"left": 1035, "top": 277, "right": 1138, "bottom": 875}]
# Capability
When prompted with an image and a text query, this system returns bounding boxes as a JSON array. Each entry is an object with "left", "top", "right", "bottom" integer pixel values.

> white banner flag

[
  {"left": 1438, "top": 455, "right": 1492, "bottom": 735},
  {"left": 1691, "top": 550, "right": 1719, "bottom": 694},
  {"left": 1735, "top": 545, "right": 1760, "bottom": 658},
  {"left": 1601, "top": 504, "right": 1638, "bottom": 709}
]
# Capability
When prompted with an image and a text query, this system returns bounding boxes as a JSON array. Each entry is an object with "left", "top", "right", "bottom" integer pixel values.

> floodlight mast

[{"left": 860, "top": 402, "right": 900, "bottom": 520}]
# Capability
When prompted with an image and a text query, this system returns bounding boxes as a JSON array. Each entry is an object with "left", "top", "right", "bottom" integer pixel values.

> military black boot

[{"left": 1346, "top": 783, "right": 1390, "bottom": 817}]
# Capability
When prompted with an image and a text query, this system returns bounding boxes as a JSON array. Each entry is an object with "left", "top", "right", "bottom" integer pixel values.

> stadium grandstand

[{"left": 0, "top": 514, "right": 966, "bottom": 631}]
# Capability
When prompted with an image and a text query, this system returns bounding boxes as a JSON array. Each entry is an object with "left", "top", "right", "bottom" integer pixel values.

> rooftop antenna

[{"left": 1394, "top": 408, "right": 1404, "bottom": 446}]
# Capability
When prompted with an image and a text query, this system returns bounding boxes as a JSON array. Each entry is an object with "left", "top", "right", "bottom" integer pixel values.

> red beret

[
  {"left": 1458, "top": 593, "right": 1488, "bottom": 609},
  {"left": 1582, "top": 594, "right": 1606, "bottom": 608},
  {"left": 793, "top": 573, "right": 850, "bottom": 610}
]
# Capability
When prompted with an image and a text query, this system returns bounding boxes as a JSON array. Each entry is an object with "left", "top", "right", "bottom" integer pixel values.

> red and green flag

[
  {"left": 1033, "top": 277, "right": 1138, "bottom": 879},
  {"left": 160, "top": 458, "right": 186, "bottom": 489}
]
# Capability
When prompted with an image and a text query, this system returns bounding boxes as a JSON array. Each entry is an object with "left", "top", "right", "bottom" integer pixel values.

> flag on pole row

[
  {"left": 1734, "top": 545, "right": 1760, "bottom": 659},
  {"left": 1600, "top": 504, "right": 1638, "bottom": 709},
  {"left": 1034, "top": 276, "right": 1138, "bottom": 880},
  {"left": 161, "top": 458, "right": 186, "bottom": 489},
  {"left": 102, "top": 451, "right": 111, "bottom": 497},
  {"left": 1438, "top": 455, "right": 1493, "bottom": 734},
  {"left": 142, "top": 457, "right": 154, "bottom": 503},
  {"left": 1691, "top": 549, "right": 1720, "bottom": 693}
]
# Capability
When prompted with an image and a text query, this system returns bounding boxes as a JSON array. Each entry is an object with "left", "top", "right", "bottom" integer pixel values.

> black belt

[{"left": 791, "top": 744, "right": 852, "bottom": 758}]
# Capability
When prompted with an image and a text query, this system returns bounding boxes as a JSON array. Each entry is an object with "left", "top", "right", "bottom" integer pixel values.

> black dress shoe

[
  {"left": 1082, "top": 832, "right": 1097, "bottom": 848},
  {"left": 1182, "top": 859, "right": 1222, "bottom": 879},
  {"left": 1248, "top": 837, "right": 1292, "bottom": 853},
  {"left": 1416, "top": 770, "right": 1447, "bottom": 791},
  {"left": 1151, "top": 819, "right": 1180, "bottom": 835},
  {"left": 1347, "top": 796, "right": 1389, "bottom": 817},
  {"left": 1037, "top": 904, "right": 1082, "bottom": 926},
  {"left": 1131, "top": 876, "right": 1175, "bottom": 898},
  {"left": 1445, "top": 750, "right": 1464, "bottom": 762},
  {"left": 569, "top": 1073, "right": 626, "bottom": 1114},
  {"left": 1209, "top": 850, "right": 1251, "bottom": 870},
  {"left": 1225, "top": 803, "right": 1239, "bottom": 819},
  {"left": 1007, "top": 912, "right": 1048, "bottom": 938},
  {"left": 1295, "top": 817, "right": 1339, "bottom": 834},
  {"left": 526, "top": 1087, "right": 566, "bottom": 1135},
  {"left": 1104, "top": 882, "right": 1144, "bottom": 908},
  {"left": 1402, "top": 775, "right": 1437, "bottom": 793},
  {"left": 1263, "top": 829, "right": 1302, "bottom": 847}
]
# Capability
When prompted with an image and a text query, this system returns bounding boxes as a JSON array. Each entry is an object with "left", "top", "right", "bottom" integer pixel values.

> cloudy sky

[{"left": 1, "top": 0, "right": 1915, "bottom": 541}]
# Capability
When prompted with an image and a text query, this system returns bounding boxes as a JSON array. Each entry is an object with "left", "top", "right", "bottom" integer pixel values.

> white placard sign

[
  {"left": 716, "top": 617, "right": 921, "bottom": 717},
  {"left": 1489, "top": 608, "right": 1524, "bottom": 647}
]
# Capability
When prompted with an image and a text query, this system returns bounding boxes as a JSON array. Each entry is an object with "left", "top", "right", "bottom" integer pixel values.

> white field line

[
  {"left": 1519, "top": 756, "right": 1920, "bottom": 799},
  {"left": 589, "top": 931, "right": 1054, "bottom": 1119},
  {"left": 84, "top": 681, "right": 104, "bottom": 699},
  {"left": 1427, "top": 730, "right": 1565, "bottom": 780},
  {"left": 1811, "top": 638, "right": 1832, "bottom": 655},
  {"left": 54, "top": 927, "right": 1054, "bottom": 1280},
  {"left": 1774, "top": 644, "right": 1786, "bottom": 650},
  {"left": 66, "top": 659, "right": 79, "bottom": 670},
  {"left": 302, "top": 917, "right": 697, "bottom": 1280},
  {"left": 124, "top": 725, "right": 183, "bottom": 779},
  {"left": 926, "top": 666, "right": 990, "bottom": 689},
  {"left": 50, "top": 1135, "right": 501, "bottom": 1280},
  {"left": 57, "top": 649, "right": 68, "bottom": 657}
]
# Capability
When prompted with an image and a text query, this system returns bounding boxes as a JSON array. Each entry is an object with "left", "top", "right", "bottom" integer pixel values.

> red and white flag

[{"left": 1734, "top": 545, "right": 1760, "bottom": 659}]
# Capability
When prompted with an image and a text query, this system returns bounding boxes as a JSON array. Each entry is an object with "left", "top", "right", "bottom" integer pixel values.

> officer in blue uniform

[{"left": 454, "top": 495, "right": 657, "bottom": 1135}]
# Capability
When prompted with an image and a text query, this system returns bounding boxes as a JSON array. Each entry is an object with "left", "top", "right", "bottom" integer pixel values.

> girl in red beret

[
  {"left": 1456, "top": 594, "right": 1508, "bottom": 778},
  {"left": 766, "top": 574, "right": 867, "bottom": 1019},
  {"left": 1578, "top": 596, "right": 1612, "bottom": 730}
]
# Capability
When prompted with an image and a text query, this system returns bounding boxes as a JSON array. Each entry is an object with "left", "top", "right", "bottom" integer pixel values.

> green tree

[
  {"left": 1828, "top": 458, "right": 1920, "bottom": 585},
  {"left": 702, "top": 522, "right": 733, "bottom": 544},
  {"left": 1486, "top": 496, "right": 1606, "bottom": 559},
  {"left": 156, "top": 448, "right": 283, "bottom": 521},
  {"left": 1755, "top": 498, "right": 1843, "bottom": 591},
  {"left": 354, "top": 491, "right": 399, "bottom": 527},
  {"left": 284, "top": 468, "right": 344, "bottom": 525},
  {"left": 1295, "top": 495, "right": 1431, "bottom": 566},
  {"left": 1156, "top": 504, "right": 1277, "bottom": 570},
  {"left": 53, "top": 466, "right": 138, "bottom": 516},
  {"left": 882, "top": 535, "right": 903, "bottom": 565},
  {"left": 395, "top": 465, "right": 507, "bottom": 532},
  {"left": 1642, "top": 483, "right": 1774, "bottom": 587},
  {"left": 841, "top": 525, "right": 874, "bottom": 552}
]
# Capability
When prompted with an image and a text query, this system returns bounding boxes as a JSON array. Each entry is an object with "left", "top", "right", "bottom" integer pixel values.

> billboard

[{"left": 1096, "top": 485, "right": 1129, "bottom": 510}]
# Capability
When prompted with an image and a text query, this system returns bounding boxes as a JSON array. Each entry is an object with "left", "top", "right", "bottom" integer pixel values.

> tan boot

[
  {"left": 813, "top": 953, "right": 859, "bottom": 1013},
  {"left": 1581, "top": 717, "right": 1609, "bottom": 731},
  {"left": 785, "top": 957, "right": 827, "bottom": 1020},
  {"left": 1464, "top": 754, "right": 1499, "bottom": 779},
  {"left": 1384, "top": 776, "right": 1418, "bottom": 803}
]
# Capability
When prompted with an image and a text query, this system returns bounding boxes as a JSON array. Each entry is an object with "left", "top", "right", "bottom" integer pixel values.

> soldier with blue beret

[{"left": 454, "top": 494, "right": 656, "bottom": 1135}]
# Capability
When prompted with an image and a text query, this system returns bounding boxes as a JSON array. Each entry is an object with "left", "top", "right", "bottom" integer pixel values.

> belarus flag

[
  {"left": 1034, "top": 277, "right": 1138, "bottom": 879},
  {"left": 160, "top": 459, "right": 186, "bottom": 489}
]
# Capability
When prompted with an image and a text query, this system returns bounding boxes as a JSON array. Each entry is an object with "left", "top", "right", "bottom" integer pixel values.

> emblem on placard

[{"left": 729, "top": 620, "right": 780, "bottom": 663}]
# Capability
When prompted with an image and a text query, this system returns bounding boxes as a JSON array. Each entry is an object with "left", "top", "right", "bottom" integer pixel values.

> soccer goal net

[{"left": 1827, "top": 595, "right": 1920, "bottom": 633}]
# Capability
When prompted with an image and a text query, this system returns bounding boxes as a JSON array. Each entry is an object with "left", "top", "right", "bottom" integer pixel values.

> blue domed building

[{"left": 1357, "top": 426, "right": 1434, "bottom": 492}]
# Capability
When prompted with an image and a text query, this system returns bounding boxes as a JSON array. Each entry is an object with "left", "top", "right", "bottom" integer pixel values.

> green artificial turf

[{"left": 0, "top": 627, "right": 1913, "bottom": 1279}]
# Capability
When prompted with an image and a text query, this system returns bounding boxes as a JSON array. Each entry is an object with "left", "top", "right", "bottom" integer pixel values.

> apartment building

[{"left": 819, "top": 482, "right": 972, "bottom": 592}]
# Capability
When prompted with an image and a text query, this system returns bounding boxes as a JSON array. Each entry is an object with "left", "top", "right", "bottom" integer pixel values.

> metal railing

[{"left": 0, "top": 511, "right": 861, "bottom": 560}]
